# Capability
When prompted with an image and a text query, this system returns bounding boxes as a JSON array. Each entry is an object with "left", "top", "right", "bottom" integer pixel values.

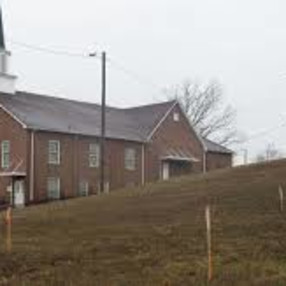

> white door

[
  {"left": 104, "top": 182, "right": 110, "bottom": 194},
  {"left": 162, "top": 162, "right": 170, "bottom": 180},
  {"left": 14, "top": 180, "right": 25, "bottom": 207}
]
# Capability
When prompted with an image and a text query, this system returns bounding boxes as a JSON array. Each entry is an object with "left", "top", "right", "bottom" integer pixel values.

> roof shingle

[
  {"left": 203, "top": 138, "right": 233, "bottom": 154},
  {"left": 0, "top": 91, "right": 176, "bottom": 142}
]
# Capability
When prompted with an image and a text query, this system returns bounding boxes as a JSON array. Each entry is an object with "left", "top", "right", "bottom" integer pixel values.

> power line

[
  {"left": 8, "top": 39, "right": 164, "bottom": 93},
  {"left": 8, "top": 39, "right": 92, "bottom": 59},
  {"left": 242, "top": 121, "right": 286, "bottom": 144},
  {"left": 107, "top": 57, "right": 163, "bottom": 92}
]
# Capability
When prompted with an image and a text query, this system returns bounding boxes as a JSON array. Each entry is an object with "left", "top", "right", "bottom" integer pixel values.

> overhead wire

[
  {"left": 6, "top": 40, "right": 286, "bottom": 165},
  {"left": 12, "top": 39, "right": 286, "bottom": 143},
  {"left": 8, "top": 39, "right": 164, "bottom": 93},
  {"left": 106, "top": 57, "right": 163, "bottom": 92},
  {"left": 8, "top": 39, "right": 94, "bottom": 59},
  {"left": 241, "top": 121, "right": 286, "bottom": 144}
]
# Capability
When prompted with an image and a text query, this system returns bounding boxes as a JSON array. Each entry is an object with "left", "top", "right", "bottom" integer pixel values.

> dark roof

[
  {"left": 0, "top": 8, "right": 5, "bottom": 49},
  {"left": 203, "top": 138, "right": 233, "bottom": 154},
  {"left": 0, "top": 91, "right": 176, "bottom": 142}
]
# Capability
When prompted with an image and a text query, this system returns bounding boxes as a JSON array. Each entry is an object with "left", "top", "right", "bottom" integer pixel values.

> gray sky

[{"left": 3, "top": 0, "right": 286, "bottom": 162}]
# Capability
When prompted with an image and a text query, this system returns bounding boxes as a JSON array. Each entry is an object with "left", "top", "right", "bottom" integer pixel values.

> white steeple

[{"left": 0, "top": 6, "right": 17, "bottom": 94}]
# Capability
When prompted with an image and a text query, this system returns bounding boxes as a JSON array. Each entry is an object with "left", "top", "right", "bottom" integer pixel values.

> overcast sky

[{"left": 3, "top": 0, "right": 286, "bottom": 162}]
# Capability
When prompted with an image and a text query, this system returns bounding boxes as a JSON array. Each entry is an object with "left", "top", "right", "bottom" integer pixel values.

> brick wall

[
  {"left": 32, "top": 131, "right": 143, "bottom": 202},
  {"left": 145, "top": 104, "right": 204, "bottom": 182},
  {"left": 2, "top": 102, "right": 228, "bottom": 206},
  {"left": 206, "top": 152, "right": 233, "bottom": 171},
  {"left": 0, "top": 108, "right": 29, "bottom": 204}
]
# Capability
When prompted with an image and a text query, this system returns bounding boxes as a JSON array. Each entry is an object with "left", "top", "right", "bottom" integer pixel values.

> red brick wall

[
  {"left": 206, "top": 152, "right": 232, "bottom": 171},
  {"left": 0, "top": 102, "right": 208, "bottom": 205},
  {"left": 33, "top": 132, "right": 75, "bottom": 202},
  {"left": 0, "top": 108, "right": 29, "bottom": 204},
  {"left": 33, "top": 131, "right": 143, "bottom": 202},
  {"left": 107, "top": 140, "right": 142, "bottom": 190},
  {"left": 145, "top": 104, "right": 204, "bottom": 182}
]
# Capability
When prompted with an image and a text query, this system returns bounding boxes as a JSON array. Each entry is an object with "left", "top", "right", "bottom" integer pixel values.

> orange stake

[
  {"left": 5, "top": 206, "right": 12, "bottom": 253},
  {"left": 279, "top": 185, "right": 284, "bottom": 212},
  {"left": 205, "top": 205, "right": 213, "bottom": 282}
]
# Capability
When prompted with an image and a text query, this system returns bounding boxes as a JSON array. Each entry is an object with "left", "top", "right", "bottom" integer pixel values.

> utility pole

[
  {"left": 89, "top": 51, "right": 106, "bottom": 194},
  {"left": 241, "top": 148, "right": 248, "bottom": 165},
  {"left": 100, "top": 51, "right": 106, "bottom": 194}
]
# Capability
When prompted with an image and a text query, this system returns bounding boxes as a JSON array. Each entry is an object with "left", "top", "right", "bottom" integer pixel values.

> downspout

[
  {"left": 29, "top": 131, "right": 35, "bottom": 202},
  {"left": 141, "top": 144, "right": 145, "bottom": 186},
  {"left": 203, "top": 151, "right": 207, "bottom": 174},
  {"left": 197, "top": 135, "right": 207, "bottom": 174}
]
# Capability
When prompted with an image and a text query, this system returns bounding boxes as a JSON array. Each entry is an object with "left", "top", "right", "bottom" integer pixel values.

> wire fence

[{"left": 0, "top": 178, "right": 285, "bottom": 285}]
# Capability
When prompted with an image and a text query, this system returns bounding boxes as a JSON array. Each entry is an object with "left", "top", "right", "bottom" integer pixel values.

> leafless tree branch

[
  {"left": 256, "top": 143, "right": 283, "bottom": 162},
  {"left": 168, "top": 80, "right": 237, "bottom": 146}
]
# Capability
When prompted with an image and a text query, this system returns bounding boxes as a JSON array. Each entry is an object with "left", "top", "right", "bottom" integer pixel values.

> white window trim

[
  {"left": 89, "top": 143, "right": 100, "bottom": 168},
  {"left": 1, "top": 140, "right": 10, "bottom": 169},
  {"left": 48, "top": 140, "right": 60, "bottom": 165},
  {"left": 125, "top": 147, "right": 136, "bottom": 171},
  {"left": 79, "top": 181, "right": 89, "bottom": 197}
]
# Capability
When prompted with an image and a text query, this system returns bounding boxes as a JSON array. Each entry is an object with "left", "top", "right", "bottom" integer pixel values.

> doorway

[
  {"left": 14, "top": 180, "right": 25, "bottom": 207},
  {"left": 162, "top": 162, "right": 170, "bottom": 180}
]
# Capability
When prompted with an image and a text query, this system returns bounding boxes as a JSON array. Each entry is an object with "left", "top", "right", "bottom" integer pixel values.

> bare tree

[
  {"left": 167, "top": 80, "right": 237, "bottom": 146},
  {"left": 256, "top": 143, "right": 283, "bottom": 162},
  {"left": 256, "top": 154, "right": 266, "bottom": 163}
]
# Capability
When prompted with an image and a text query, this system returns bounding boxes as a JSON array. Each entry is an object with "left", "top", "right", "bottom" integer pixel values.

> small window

[
  {"left": 79, "top": 181, "right": 89, "bottom": 197},
  {"left": 47, "top": 177, "right": 60, "bottom": 200},
  {"left": 48, "top": 140, "right": 60, "bottom": 165},
  {"left": 125, "top": 148, "right": 136, "bottom": 171},
  {"left": 173, "top": 112, "right": 180, "bottom": 122},
  {"left": 1, "top": 140, "right": 10, "bottom": 169},
  {"left": 89, "top": 143, "right": 100, "bottom": 168}
]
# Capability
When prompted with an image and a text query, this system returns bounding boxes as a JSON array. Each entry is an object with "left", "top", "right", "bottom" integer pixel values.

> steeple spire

[
  {"left": 0, "top": 8, "right": 5, "bottom": 50},
  {"left": 0, "top": 4, "right": 17, "bottom": 94}
]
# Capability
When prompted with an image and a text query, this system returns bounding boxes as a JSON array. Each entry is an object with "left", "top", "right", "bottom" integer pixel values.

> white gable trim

[
  {"left": 176, "top": 104, "right": 206, "bottom": 151},
  {"left": 147, "top": 101, "right": 178, "bottom": 141},
  {"left": 0, "top": 104, "right": 27, "bottom": 129},
  {"left": 146, "top": 100, "right": 207, "bottom": 172},
  {"left": 176, "top": 105, "right": 207, "bottom": 172},
  {"left": 147, "top": 100, "right": 206, "bottom": 150}
]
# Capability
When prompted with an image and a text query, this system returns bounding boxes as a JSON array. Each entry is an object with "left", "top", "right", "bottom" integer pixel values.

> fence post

[
  {"left": 279, "top": 185, "right": 284, "bottom": 213},
  {"left": 5, "top": 206, "right": 12, "bottom": 253},
  {"left": 205, "top": 204, "right": 213, "bottom": 282}
]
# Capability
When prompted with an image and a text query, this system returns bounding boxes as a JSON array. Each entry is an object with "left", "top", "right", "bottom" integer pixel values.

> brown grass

[{"left": 1, "top": 159, "right": 286, "bottom": 285}]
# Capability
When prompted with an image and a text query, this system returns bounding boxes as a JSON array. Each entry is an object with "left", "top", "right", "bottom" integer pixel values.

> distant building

[{"left": 0, "top": 8, "right": 232, "bottom": 207}]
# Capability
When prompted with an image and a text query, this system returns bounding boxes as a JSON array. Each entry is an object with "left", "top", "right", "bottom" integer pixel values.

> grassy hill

[{"left": 1, "top": 160, "right": 286, "bottom": 285}]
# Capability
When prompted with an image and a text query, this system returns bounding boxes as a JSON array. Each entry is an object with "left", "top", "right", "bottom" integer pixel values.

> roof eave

[
  {"left": 0, "top": 104, "right": 27, "bottom": 129},
  {"left": 26, "top": 126, "right": 147, "bottom": 144},
  {"left": 206, "top": 149, "right": 234, "bottom": 155}
]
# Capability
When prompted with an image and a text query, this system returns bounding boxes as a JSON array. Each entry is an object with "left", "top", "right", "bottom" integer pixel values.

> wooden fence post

[
  {"left": 279, "top": 185, "right": 284, "bottom": 213},
  {"left": 205, "top": 204, "right": 213, "bottom": 282},
  {"left": 5, "top": 206, "right": 12, "bottom": 253}
]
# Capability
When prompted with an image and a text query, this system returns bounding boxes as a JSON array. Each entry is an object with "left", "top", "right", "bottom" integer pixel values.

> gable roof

[
  {"left": 203, "top": 138, "right": 233, "bottom": 154},
  {"left": 0, "top": 91, "right": 176, "bottom": 143}
]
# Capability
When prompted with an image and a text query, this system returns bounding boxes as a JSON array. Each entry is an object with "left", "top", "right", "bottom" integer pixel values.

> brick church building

[{"left": 0, "top": 8, "right": 232, "bottom": 207}]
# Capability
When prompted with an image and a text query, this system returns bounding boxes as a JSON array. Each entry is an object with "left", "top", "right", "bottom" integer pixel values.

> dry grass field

[{"left": 1, "top": 160, "right": 286, "bottom": 285}]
